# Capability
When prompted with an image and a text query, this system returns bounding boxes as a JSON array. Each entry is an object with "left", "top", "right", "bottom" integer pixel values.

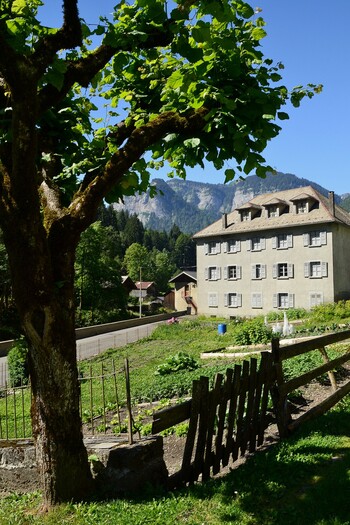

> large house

[{"left": 193, "top": 187, "right": 350, "bottom": 317}]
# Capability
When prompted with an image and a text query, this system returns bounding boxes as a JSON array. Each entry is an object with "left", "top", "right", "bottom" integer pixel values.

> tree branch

[
  {"left": 38, "top": 26, "right": 173, "bottom": 115},
  {"left": 31, "top": 0, "right": 82, "bottom": 74},
  {"left": 67, "top": 108, "right": 208, "bottom": 230}
]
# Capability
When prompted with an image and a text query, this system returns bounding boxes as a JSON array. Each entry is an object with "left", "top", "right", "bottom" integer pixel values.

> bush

[
  {"left": 232, "top": 318, "right": 272, "bottom": 346},
  {"left": 155, "top": 352, "right": 199, "bottom": 376},
  {"left": 8, "top": 337, "right": 29, "bottom": 387}
]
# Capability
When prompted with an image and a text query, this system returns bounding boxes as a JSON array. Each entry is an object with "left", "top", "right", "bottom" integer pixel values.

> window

[
  {"left": 224, "top": 265, "right": 241, "bottom": 280},
  {"left": 303, "top": 231, "right": 327, "bottom": 247},
  {"left": 273, "top": 293, "right": 294, "bottom": 309},
  {"left": 208, "top": 293, "right": 218, "bottom": 307},
  {"left": 273, "top": 263, "right": 294, "bottom": 279},
  {"left": 252, "top": 237, "right": 261, "bottom": 251},
  {"left": 226, "top": 239, "right": 241, "bottom": 253},
  {"left": 205, "top": 266, "right": 221, "bottom": 280},
  {"left": 224, "top": 293, "right": 242, "bottom": 308},
  {"left": 296, "top": 200, "right": 307, "bottom": 214},
  {"left": 268, "top": 205, "right": 278, "bottom": 218},
  {"left": 304, "top": 261, "right": 328, "bottom": 278},
  {"left": 206, "top": 241, "right": 221, "bottom": 254},
  {"left": 247, "top": 237, "right": 266, "bottom": 251},
  {"left": 241, "top": 210, "right": 250, "bottom": 222},
  {"left": 310, "top": 292, "right": 323, "bottom": 307},
  {"left": 251, "top": 264, "right": 266, "bottom": 279},
  {"left": 252, "top": 293, "right": 263, "bottom": 308},
  {"left": 272, "top": 233, "right": 293, "bottom": 249}
]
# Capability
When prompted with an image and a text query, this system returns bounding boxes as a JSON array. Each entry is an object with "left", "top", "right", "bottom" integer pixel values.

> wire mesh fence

[{"left": 0, "top": 358, "right": 133, "bottom": 442}]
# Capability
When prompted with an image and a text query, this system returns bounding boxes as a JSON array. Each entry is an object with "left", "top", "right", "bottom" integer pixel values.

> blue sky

[{"left": 39, "top": 1, "right": 350, "bottom": 195}]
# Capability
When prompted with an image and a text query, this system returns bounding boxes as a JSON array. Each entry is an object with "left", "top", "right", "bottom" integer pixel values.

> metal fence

[{"left": 0, "top": 358, "right": 133, "bottom": 442}]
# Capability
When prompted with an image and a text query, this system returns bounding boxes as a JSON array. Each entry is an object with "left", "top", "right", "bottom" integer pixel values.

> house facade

[
  {"left": 169, "top": 270, "right": 197, "bottom": 314},
  {"left": 193, "top": 187, "right": 350, "bottom": 317}
]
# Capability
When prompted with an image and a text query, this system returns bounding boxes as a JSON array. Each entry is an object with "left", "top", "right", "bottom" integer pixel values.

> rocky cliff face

[{"left": 113, "top": 172, "right": 344, "bottom": 234}]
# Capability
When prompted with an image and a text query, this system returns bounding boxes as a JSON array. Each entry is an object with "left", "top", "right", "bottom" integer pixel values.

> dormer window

[
  {"left": 241, "top": 210, "right": 250, "bottom": 222},
  {"left": 297, "top": 200, "right": 308, "bottom": 214},
  {"left": 268, "top": 205, "right": 278, "bottom": 218}
]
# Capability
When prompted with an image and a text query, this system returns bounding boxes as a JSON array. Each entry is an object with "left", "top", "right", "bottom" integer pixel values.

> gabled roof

[
  {"left": 135, "top": 281, "right": 155, "bottom": 290},
  {"left": 261, "top": 197, "right": 288, "bottom": 206},
  {"left": 193, "top": 186, "right": 350, "bottom": 239},
  {"left": 289, "top": 191, "right": 316, "bottom": 201},
  {"left": 169, "top": 270, "right": 197, "bottom": 284}
]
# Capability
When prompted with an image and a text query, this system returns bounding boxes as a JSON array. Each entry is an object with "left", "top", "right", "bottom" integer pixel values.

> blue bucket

[{"left": 218, "top": 323, "right": 227, "bottom": 335}]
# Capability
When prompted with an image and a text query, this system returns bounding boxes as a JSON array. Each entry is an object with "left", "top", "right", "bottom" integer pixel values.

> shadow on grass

[{"left": 116, "top": 402, "right": 350, "bottom": 525}]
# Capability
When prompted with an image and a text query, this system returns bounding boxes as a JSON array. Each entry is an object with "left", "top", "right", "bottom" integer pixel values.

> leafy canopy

[{"left": 0, "top": 0, "right": 321, "bottom": 219}]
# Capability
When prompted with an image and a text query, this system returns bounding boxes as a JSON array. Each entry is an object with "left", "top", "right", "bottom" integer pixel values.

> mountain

[{"left": 113, "top": 172, "right": 346, "bottom": 234}]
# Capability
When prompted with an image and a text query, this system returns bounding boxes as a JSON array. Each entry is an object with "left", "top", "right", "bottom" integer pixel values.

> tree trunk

[{"left": 27, "top": 304, "right": 93, "bottom": 506}]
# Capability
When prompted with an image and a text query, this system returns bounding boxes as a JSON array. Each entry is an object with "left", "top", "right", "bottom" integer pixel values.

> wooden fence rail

[
  {"left": 153, "top": 352, "right": 275, "bottom": 487},
  {"left": 153, "top": 329, "right": 350, "bottom": 488}
]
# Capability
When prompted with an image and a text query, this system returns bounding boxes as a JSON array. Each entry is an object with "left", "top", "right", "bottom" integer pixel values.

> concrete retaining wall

[{"left": 0, "top": 311, "right": 187, "bottom": 357}]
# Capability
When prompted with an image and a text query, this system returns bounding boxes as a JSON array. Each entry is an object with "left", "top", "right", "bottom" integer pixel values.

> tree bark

[{"left": 28, "top": 303, "right": 93, "bottom": 506}]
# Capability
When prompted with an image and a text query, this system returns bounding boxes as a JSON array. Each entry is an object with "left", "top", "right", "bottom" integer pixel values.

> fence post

[
  {"left": 124, "top": 358, "right": 134, "bottom": 445},
  {"left": 319, "top": 347, "right": 338, "bottom": 392},
  {"left": 270, "top": 337, "right": 291, "bottom": 438}
]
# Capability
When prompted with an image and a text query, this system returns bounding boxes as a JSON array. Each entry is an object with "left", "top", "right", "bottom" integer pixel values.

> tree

[
  {"left": 75, "top": 222, "right": 126, "bottom": 315},
  {"left": 153, "top": 249, "right": 177, "bottom": 292},
  {"left": 123, "top": 243, "right": 151, "bottom": 282},
  {"left": 0, "top": 0, "right": 320, "bottom": 506}
]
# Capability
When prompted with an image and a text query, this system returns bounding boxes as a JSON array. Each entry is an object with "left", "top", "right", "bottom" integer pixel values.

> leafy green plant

[
  {"left": 232, "top": 318, "right": 272, "bottom": 346},
  {"left": 155, "top": 352, "right": 199, "bottom": 376},
  {"left": 7, "top": 337, "right": 29, "bottom": 387}
]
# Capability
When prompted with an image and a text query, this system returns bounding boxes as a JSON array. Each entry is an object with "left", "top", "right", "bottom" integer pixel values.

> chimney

[
  {"left": 222, "top": 213, "right": 228, "bottom": 229},
  {"left": 328, "top": 191, "right": 335, "bottom": 216}
]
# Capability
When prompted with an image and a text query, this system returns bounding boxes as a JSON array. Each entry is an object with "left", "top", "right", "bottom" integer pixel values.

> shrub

[
  {"left": 8, "top": 337, "right": 29, "bottom": 387},
  {"left": 155, "top": 352, "right": 199, "bottom": 376},
  {"left": 232, "top": 318, "right": 272, "bottom": 346}
]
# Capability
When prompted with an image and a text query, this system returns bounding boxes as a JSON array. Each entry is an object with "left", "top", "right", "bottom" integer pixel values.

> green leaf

[
  {"left": 167, "top": 70, "right": 183, "bottom": 90},
  {"left": 251, "top": 27, "right": 267, "bottom": 41},
  {"left": 184, "top": 138, "right": 200, "bottom": 148},
  {"left": 277, "top": 112, "right": 289, "bottom": 121},
  {"left": 224, "top": 168, "right": 235, "bottom": 182},
  {"left": 11, "top": 0, "right": 28, "bottom": 15}
]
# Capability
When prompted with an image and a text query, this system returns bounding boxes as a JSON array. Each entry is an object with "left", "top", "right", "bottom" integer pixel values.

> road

[{"left": 0, "top": 318, "right": 167, "bottom": 387}]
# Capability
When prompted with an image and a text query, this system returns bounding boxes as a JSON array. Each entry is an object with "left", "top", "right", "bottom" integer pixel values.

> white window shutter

[
  {"left": 204, "top": 243, "right": 209, "bottom": 255},
  {"left": 321, "top": 231, "right": 327, "bottom": 245},
  {"left": 272, "top": 264, "right": 277, "bottom": 279},
  {"left": 288, "top": 294, "right": 295, "bottom": 308},
  {"left": 247, "top": 239, "right": 251, "bottom": 251},
  {"left": 223, "top": 242, "right": 228, "bottom": 253},
  {"left": 217, "top": 266, "right": 221, "bottom": 280},
  {"left": 237, "top": 240, "right": 241, "bottom": 252},
  {"left": 273, "top": 294, "right": 278, "bottom": 308},
  {"left": 272, "top": 236, "right": 277, "bottom": 249},
  {"left": 304, "top": 262, "right": 310, "bottom": 278},
  {"left": 288, "top": 263, "right": 294, "bottom": 278},
  {"left": 261, "top": 238, "right": 266, "bottom": 250},
  {"left": 303, "top": 233, "right": 310, "bottom": 247},
  {"left": 251, "top": 265, "right": 256, "bottom": 279},
  {"left": 261, "top": 265, "right": 266, "bottom": 279},
  {"left": 216, "top": 242, "right": 221, "bottom": 254},
  {"left": 237, "top": 294, "right": 242, "bottom": 307},
  {"left": 322, "top": 262, "right": 328, "bottom": 277},
  {"left": 223, "top": 266, "right": 228, "bottom": 280},
  {"left": 205, "top": 267, "right": 208, "bottom": 280},
  {"left": 287, "top": 234, "right": 293, "bottom": 248},
  {"left": 224, "top": 293, "right": 228, "bottom": 307},
  {"left": 237, "top": 266, "right": 242, "bottom": 279},
  {"left": 252, "top": 294, "right": 257, "bottom": 308}
]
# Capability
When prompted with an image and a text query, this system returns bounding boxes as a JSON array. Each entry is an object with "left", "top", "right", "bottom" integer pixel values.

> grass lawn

[
  {"left": 0, "top": 396, "right": 349, "bottom": 524},
  {"left": 1, "top": 316, "right": 350, "bottom": 523}
]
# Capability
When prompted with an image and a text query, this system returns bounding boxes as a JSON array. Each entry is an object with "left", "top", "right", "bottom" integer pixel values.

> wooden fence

[{"left": 152, "top": 329, "right": 350, "bottom": 488}]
